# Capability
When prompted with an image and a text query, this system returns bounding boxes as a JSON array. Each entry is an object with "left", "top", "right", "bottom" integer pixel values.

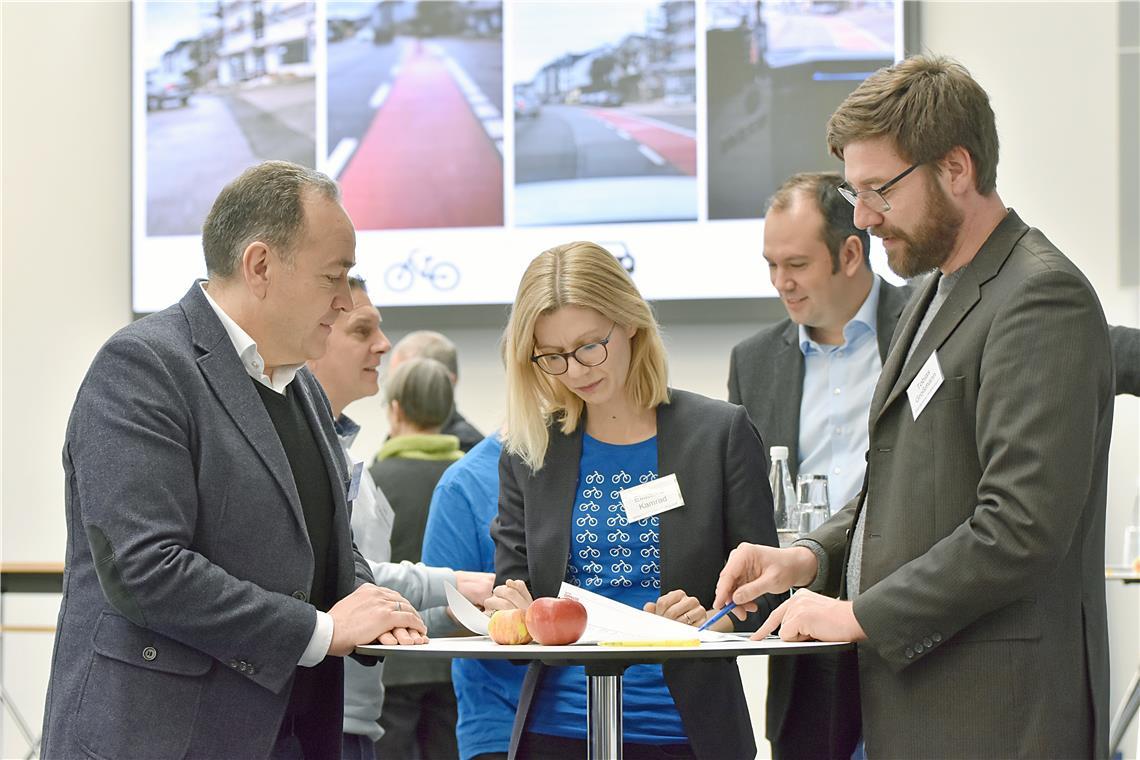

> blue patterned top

[{"left": 528, "top": 434, "right": 686, "bottom": 743}]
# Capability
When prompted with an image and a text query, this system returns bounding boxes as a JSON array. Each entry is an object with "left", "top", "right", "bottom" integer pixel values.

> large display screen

[{"left": 132, "top": 1, "right": 905, "bottom": 314}]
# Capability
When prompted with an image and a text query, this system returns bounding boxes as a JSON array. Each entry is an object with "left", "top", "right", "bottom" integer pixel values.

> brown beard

[{"left": 877, "top": 171, "right": 963, "bottom": 278}]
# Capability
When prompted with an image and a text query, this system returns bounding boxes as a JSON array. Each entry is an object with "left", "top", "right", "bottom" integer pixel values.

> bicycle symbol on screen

[{"left": 385, "top": 249, "right": 460, "bottom": 292}]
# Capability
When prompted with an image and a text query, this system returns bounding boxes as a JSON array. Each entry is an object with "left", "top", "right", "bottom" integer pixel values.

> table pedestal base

[{"left": 586, "top": 661, "right": 627, "bottom": 759}]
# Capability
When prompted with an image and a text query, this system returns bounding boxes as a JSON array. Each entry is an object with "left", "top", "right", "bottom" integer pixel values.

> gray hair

[
  {"left": 392, "top": 331, "right": 459, "bottom": 378},
  {"left": 202, "top": 161, "right": 341, "bottom": 279},
  {"left": 384, "top": 357, "right": 455, "bottom": 431}
]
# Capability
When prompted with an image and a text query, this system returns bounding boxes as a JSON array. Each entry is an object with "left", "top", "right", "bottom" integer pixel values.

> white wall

[{"left": 2, "top": 1, "right": 1137, "bottom": 758}]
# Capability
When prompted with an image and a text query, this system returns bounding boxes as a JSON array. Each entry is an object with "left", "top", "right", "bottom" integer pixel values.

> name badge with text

[
  {"left": 620, "top": 473, "right": 685, "bottom": 523},
  {"left": 907, "top": 351, "right": 945, "bottom": 421},
  {"left": 347, "top": 461, "right": 364, "bottom": 502}
]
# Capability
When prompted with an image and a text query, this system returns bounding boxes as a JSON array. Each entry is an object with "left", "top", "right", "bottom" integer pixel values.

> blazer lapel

[
  {"left": 875, "top": 281, "right": 912, "bottom": 362},
  {"left": 873, "top": 211, "right": 1030, "bottom": 425},
  {"left": 775, "top": 322, "right": 805, "bottom": 479},
  {"left": 182, "top": 284, "right": 307, "bottom": 533},
  {"left": 877, "top": 272, "right": 981, "bottom": 420},
  {"left": 869, "top": 273, "right": 938, "bottom": 424},
  {"left": 532, "top": 425, "right": 582, "bottom": 597}
]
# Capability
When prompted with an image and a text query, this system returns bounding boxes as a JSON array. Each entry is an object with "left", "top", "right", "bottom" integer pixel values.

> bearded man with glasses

[{"left": 715, "top": 55, "right": 1115, "bottom": 759}]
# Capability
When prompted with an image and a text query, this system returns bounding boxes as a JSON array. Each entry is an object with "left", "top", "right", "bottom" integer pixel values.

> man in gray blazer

[
  {"left": 728, "top": 171, "right": 910, "bottom": 759},
  {"left": 41, "top": 161, "right": 427, "bottom": 759},
  {"left": 717, "top": 56, "right": 1113, "bottom": 758}
]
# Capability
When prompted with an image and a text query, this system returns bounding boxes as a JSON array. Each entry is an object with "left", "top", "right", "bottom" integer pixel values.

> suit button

[
  {"left": 229, "top": 659, "right": 239, "bottom": 669},
  {"left": 142, "top": 646, "right": 157, "bottom": 662},
  {"left": 904, "top": 647, "right": 914, "bottom": 659},
  {"left": 932, "top": 632, "right": 942, "bottom": 643},
  {"left": 923, "top": 637, "right": 933, "bottom": 648},
  {"left": 914, "top": 643, "right": 924, "bottom": 654},
  {"left": 292, "top": 590, "right": 308, "bottom": 601}
]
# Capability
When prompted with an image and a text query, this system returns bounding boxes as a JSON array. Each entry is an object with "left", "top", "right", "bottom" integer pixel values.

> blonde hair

[
  {"left": 826, "top": 55, "right": 999, "bottom": 195},
  {"left": 502, "top": 242, "right": 669, "bottom": 471}
]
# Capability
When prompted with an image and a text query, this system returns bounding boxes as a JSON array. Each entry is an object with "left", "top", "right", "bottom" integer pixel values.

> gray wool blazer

[
  {"left": 41, "top": 282, "right": 373, "bottom": 759},
  {"left": 492, "top": 389, "right": 780, "bottom": 760},
  {"left": 810, "top": 211, "right": 1114, "bottom": 758}
]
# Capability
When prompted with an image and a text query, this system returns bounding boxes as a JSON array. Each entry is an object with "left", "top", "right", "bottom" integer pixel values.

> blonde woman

[{"left": 487, "top": 242, "right": 779, "bottom": 760}]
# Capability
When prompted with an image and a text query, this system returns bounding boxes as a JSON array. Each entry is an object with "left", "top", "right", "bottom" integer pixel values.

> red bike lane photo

[{"left": 338, "top": 40, "right": 504, "bottom": 230}]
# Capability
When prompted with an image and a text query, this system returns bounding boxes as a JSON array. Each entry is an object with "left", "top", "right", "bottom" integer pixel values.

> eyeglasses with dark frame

[
  {"left": 837, "top": 163, "right": 921, "bottom": 213},
  {"left": 531, "top": 323, "right": 616, "bottom": 376}
]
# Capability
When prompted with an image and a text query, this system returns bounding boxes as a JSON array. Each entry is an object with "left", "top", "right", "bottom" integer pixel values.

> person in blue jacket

[{"left": 422, "top": 429, "right": 525, "bottom": 760}]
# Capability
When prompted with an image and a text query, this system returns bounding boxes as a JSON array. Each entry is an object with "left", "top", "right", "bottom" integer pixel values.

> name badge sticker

[
  {"left": 620, "top": 473, "right": 685, "bottom": 523},
  {"left": 907, "top": 351, "right": 945, "bottom": 421},
  {"left": 347, "top": 461, "right": 364, "bottom": 502}
]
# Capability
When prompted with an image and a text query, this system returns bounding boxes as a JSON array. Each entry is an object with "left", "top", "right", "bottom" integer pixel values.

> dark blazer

[
  {"left": 443, "top": 409, "right": 485, "bottom": 453},
  {"left": 1111, "top": 324, "right": 1140, "bottom": 396},
  {"left": 727, "top": 278, "right": 911, "bottom": 757},
  {"left": 492, "top": 389, "right": 779, "bottom": 760},
  {"left": 41, "top": 283, "right": 373, "bottom": 759},
  {"left": 811, "top": 211, "right": 1113, "bottom": 758}
]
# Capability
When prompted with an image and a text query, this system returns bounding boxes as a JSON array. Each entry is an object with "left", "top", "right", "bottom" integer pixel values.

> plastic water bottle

[{"left": 768, "top": 446, "right": 798, "bottom": 533}]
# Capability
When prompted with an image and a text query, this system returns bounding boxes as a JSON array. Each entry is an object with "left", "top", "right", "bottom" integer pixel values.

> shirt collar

[
  {"left": 799, "top": 275, "right": 882, "bottom": 355},
  {"left": 334, "top": 413, "right": 361, "bottom": 446},
  {"left": 199, "top": 281, "right": 301, "bottom": 394}
]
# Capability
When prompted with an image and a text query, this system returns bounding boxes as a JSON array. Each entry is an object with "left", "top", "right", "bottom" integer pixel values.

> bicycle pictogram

[{"left": 385, "top": 249, "right": 460, "bottom": 292}]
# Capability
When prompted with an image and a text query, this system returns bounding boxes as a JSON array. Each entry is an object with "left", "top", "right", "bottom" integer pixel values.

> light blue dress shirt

[{"left": 797, "top": 276, "right": 883, "bottom": 514}]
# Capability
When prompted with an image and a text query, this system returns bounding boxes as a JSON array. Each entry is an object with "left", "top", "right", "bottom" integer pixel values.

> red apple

[
  {"left": 488, "top": 609, "right": 532, "bottom": 645},
  {"left": 525, "top": 597, "right": 588, "bottom": 645}
]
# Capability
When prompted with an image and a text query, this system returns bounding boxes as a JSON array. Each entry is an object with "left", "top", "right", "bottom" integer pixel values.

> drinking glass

[{"left": 797, "top": 474, "right": 831, "bottom": 534}]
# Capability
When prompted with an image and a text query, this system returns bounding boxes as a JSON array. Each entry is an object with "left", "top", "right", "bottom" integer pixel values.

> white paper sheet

[
  {"left": 443, "top": 581, "right": 737, "bottom": 645},
  {"left": 444, "top": 581, "right": 490, "bottom": 635}
]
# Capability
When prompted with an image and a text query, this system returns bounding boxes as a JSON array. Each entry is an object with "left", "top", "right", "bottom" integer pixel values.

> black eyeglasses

[
  {"left": 531, "top": 323, "right": 616, "bottom": 376},
  {"left": 837, "top": 163, "right": 921, "bottom": 213}
]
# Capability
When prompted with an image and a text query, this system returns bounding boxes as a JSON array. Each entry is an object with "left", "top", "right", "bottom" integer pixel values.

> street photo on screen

[
  {"left": 513, "top": 0, "right": 697, "bottom": 226},
  {"left": 327, "top": 1, "right": 504, "bottom": 230},
  {"left": 707, "top": 0, "right": 895, "bottom": 220},
  {"left": 144, "top": 1, "right": 317, "bottom": 236}
]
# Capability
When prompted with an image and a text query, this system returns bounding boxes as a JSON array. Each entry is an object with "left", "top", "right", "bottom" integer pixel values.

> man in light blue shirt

[
  {"left": 728, "top": 171, "right": 912, "bottom": 759},
  {"left": 797, "top": 275, "right": 883, "bottom": 514}
]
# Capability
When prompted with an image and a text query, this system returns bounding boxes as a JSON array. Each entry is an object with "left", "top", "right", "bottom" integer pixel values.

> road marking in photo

[
  {"left": 441, "top": 54, "right": 503, "bottom": 156},
  {"left": 369, "top": 83, "right": 391, "bottom": 109},
  {"left": 587, "top": 108, "right": 697, "bottom": 176},
  {"left": 623, "top": 112, "right": 696, "bottom": 139},
  {"left": 338, "top": 42, "right": 503, "bottom": 229},
  {"left": 637, "top": 145, "right": 666, "bottom": 166},
  {"left": 327, "top": 137, "right": 359, "bottom": 179}
]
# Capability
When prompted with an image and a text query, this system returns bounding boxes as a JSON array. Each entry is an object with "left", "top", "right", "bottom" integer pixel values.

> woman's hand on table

[{"left": 483, "top": 578, "right": 533, "bottom": 615}]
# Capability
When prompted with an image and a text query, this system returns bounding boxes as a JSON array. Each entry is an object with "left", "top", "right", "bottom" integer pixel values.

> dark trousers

[
  {"left": 768, "top": 650, "right": 861, "bottom": 760},
  {"left": 374, "top": 682, "right": 459, "bottom": 760},
  {"left": 517, "top": 732, "right": 696, "bottom": 760},
  {"left": 342, "top": 733, "right": 377, "bottom": 760},
  {"left": 272, "top": 658, "right": 345, "bottom": 760}
]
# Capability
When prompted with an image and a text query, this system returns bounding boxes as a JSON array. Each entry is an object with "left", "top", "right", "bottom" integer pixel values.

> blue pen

[{"left": 697, "top": 601, "right": 737, "bottom": 632}]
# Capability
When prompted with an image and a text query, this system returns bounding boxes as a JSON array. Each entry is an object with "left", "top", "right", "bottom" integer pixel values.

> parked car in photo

[
  {"left": 580, "top": 89, "right": 623, "bottom": 107},
  {"left": 146, "top": 71, "right": 193, "bottom": 111},
  {"left": 514, "top": 87, "right": 541, "bottom": 119}
]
